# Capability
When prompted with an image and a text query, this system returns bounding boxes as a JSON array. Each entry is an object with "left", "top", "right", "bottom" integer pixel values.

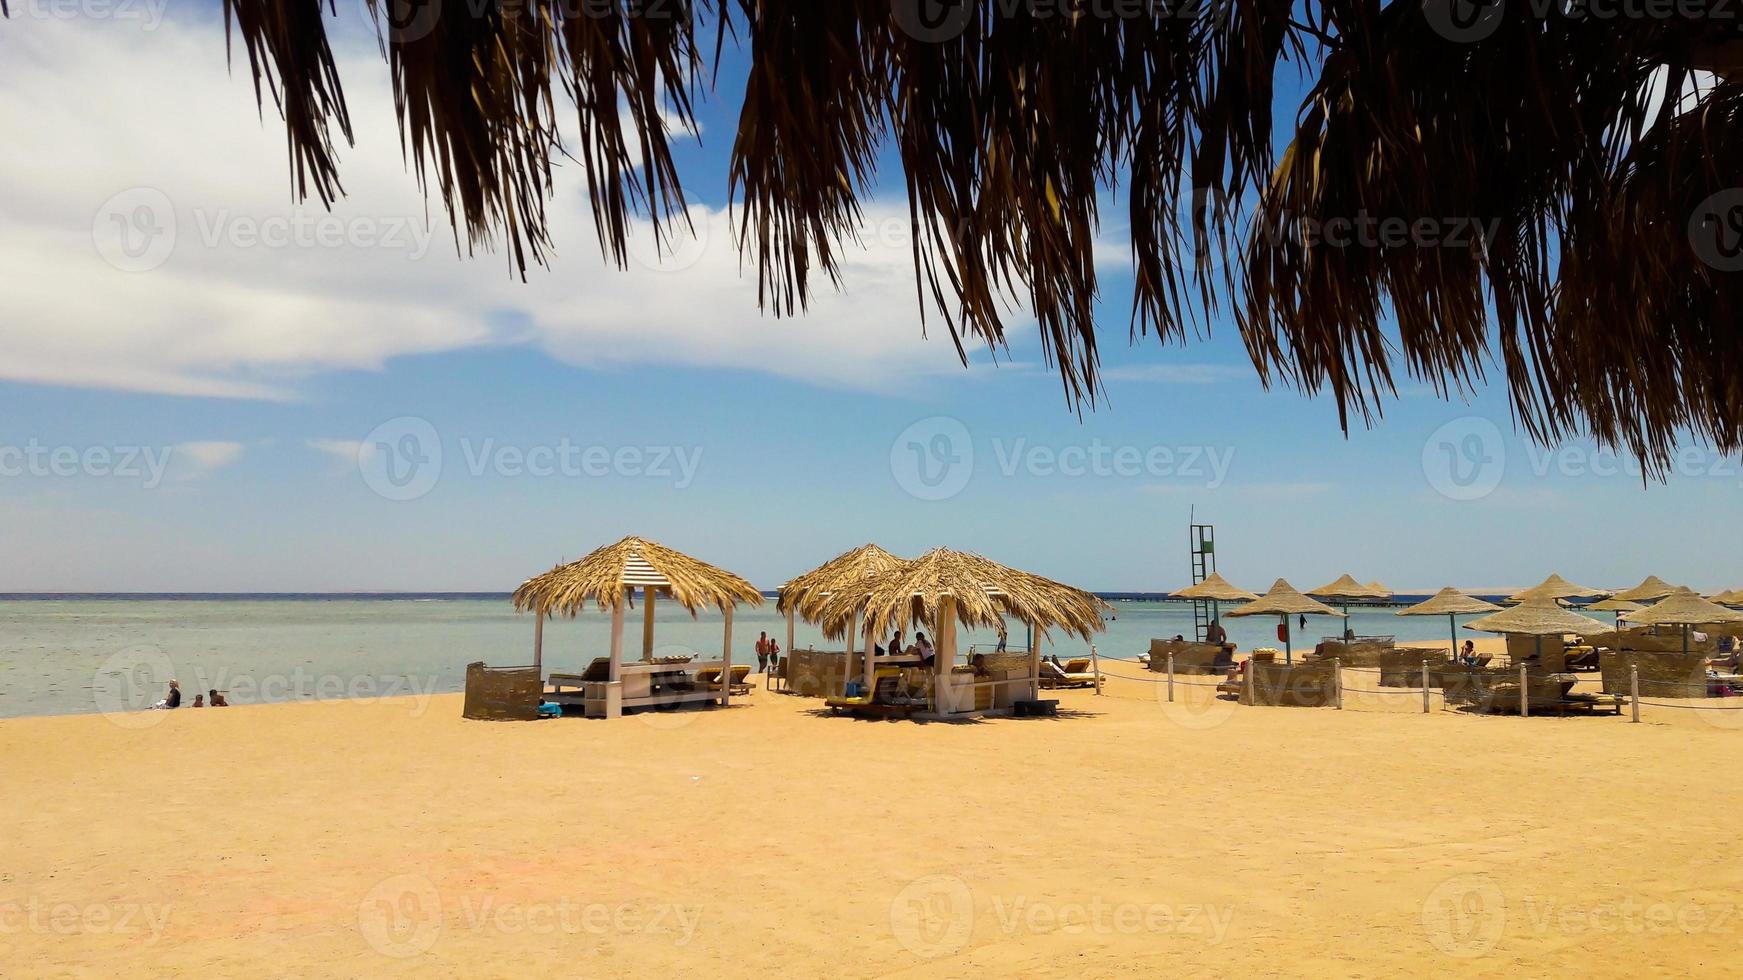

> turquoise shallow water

[{"left": 0, "top": 597, "right": 1491, "bottom": 719}]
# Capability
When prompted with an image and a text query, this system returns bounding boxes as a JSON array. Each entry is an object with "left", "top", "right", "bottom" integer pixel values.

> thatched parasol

[
  {"left": 834, "top": 548, "right": 1108, "bottom": 647},
  {"left": 1364, "top": 581, "right": 1394, "bottom": 598},
  {"left": 1708, "top": 588, "right": 1743, "bottom": 607},
  {"left": 1225, "top": 579, "right": 1345, "bottom": 664},
  {"left": 1624, "top": 588, "right": 1743, "bottom": 655},
  {"left": 1464, "top": 598, "right": 1615, "bottom": 664},
  {"left": 194, "top": 4, "right": 1743, "bottom": 472},
  {"left": 777, "top": 543, "right": 904, "bottom": 637},
  {"left": 512, "top": 536, "right": 762, "bottom": 681},
  {"left": 1611, "top": 575, "right": 1680, "bottom": 604},
  {"left": 1396, "top": 588, "right": 1501, "bottom": 661},
  {"left": 1309, "top": 573, "right": 1391, "bottom": 639},
  {"left": 1508, "top": 574, "right": 1609, "bottom": 603},
  {"left": 1172, "top": 573, "right": 1257, "bottom": 636}
]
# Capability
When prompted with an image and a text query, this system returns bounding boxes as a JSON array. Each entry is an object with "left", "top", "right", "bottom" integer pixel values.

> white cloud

[
  {"left": 306, "top": 439, "right": 369, "bottom": 469},
  {"left": 0, "top": 16, "right": 994, "bottom": 400},
  {"left": 169, "top": 440, "right": 245, "bottom": 479}
]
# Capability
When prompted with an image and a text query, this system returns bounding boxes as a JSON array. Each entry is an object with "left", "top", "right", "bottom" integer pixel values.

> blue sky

[{"left": 3, "top": 7, "right": 1742, "bottom": 594}]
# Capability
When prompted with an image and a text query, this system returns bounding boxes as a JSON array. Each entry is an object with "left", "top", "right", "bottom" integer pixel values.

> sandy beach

[{"left": 4, "top": 637, "right": 1743, "bottom": 978}]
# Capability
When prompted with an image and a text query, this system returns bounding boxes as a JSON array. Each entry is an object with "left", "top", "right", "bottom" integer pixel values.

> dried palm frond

[
  {"left": 775, "top": 543, "right": 904, "bottom": 625},
  {"left": 512, "top": 535, "right": 762, "bottom": 616}
]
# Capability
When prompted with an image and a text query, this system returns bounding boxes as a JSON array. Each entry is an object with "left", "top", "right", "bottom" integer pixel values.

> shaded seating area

[
  {"left": 1463, "top": 672, "right": 1625, "bottom": 717},
  {"left": 510, "top": 536, "right": 762, "bottom": 720},
  {"left": 775, "top": 544, "right": 905, "bottom": 700},
  {"left": 1145, "top": 638, "right": 1234, "bottom": 675}
]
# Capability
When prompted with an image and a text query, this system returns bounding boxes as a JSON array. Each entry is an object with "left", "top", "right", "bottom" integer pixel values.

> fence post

[
  {"left": 1166, "top": 652, "right": 1175, "bottom": 703},
  {"left": 1091, "top": 644, "right": 1103, "bottom": 696},
  {"left": 1520, "top": 663, "right": 1530, "bottom": 718},
  {"left": 1244, "top": 657, "right": 1254, "bottom": 705},
  {"left": 1332, "top": 658, "right": 1342, "bottom": 709},
  {"left": 1422, "top": 662, "right": 1431, "bottom": 714},
  {"left": 1630, "top": 663, "right": 1641, "bottom": 724}
]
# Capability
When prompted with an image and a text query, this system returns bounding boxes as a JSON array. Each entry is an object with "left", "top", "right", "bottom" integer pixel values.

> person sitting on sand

[
  {"left": 152, "top": 680, "right": 181, "bottom": 710},
  {"left": 209, "top": 689, "right": 229, "bottom": 707},
  {"left": 192, "top": 694, "right": 204, "bottom": 708}
]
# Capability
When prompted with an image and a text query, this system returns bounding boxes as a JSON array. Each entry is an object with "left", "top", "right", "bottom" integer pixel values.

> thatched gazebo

[
  {"left": 1463, "top": 598, "right": 1615, "bottom": 664},
  {"left": 776, "top": 544, "right": 905, "bottom": 694},
  {"left": 1225, "top": 579, "right": 1345, "bottom": 664},
  {"left": 512, "top": 536, "right": 762, "bottom": 718},
  {"left": 1508, "top": 574, "right": 1609, "bottom": 604},
  {"left": 1611, "top": 575, "right": 1681, "bottom": 604},
  {"left": 1309, "top": 573, "right": 1392, "bottom": 639},
  {"left": 1396, "top": 588, "right": 1502, "bottom": 661},
  {"left": 822, "top": 548, "right": 1108, "bottom": 716},
  {"left": 1624, "top": 588, "right": 1743, "bottom": 655}
]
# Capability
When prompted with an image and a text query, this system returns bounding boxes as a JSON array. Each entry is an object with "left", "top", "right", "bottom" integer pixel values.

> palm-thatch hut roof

[
  {"left": 1397, "top": 588, "right": 1500, "bottom": 618},
  {"left": 1625, "top": 589, "right": 1743, "bottom": 628},
  {"left": 1712, "top": 589, "right": 1743, "bottom": 606},
  {"left": 512, "top": 536, "right": 762, "bottom": 617},
  {"left": 776, "top": 544, "right": 904, "bottom": 623},
  {"left": 194, "top": 4, "right": 1743, "bottom": 472},
  {"left": 1225, "top": 579, "right": 1345, "bottom": 619},
  {"left": 1309, "top": 573, "right": 1389, "bottom": 601},
  {"left": 1611, "top": 575, "right": 1681, "bottom": 603},
  {"left": 1171, "top": 573, "right": 1259, "bottom": 603},
  {"left": 1508, "top": 574, "right": 1609, "bottom": 603},
  {"left": 1463, "top": 599, "right": 1613, "bottom": 637},
  {"left": 828, "top": 548, "right": 1108, "bottom": 644}
]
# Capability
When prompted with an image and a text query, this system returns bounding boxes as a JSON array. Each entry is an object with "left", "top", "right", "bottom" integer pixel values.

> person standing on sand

[
  {"left": 768, "top": 636, "right": 781, "bottom": 674},
  {"left": 755, "top": 632, "right": 771, "bottom": 674}
]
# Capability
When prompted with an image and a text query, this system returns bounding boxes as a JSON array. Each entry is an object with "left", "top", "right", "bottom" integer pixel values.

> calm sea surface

[{"left": 0, "top": 596, "right": 1500, "bottom": 719}]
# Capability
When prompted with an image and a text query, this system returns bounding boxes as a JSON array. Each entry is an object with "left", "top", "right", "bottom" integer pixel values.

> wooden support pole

[
  {"left": 1243, "top": 655, "right": 1254, "bottom": 705},
  {"left": 864, "top": 608, "right": 877, "bottom": 695},
  {"left": 608, "top": 593, "right": 626, "bottom": 680},
  {"left": 845, "top": 608, "right": 859, "bottom": 698},
  {"left": 1520, "top": 663, "right": 1530, "bottom": 718},
  {"left": 1333, "top": 658, "right": 1342, "bottom": 710},
  {"left": 935, "top": 596, "right": 956, "bottom": 713},
  {"left": 1029, "top": 620, "right": 1042, "bottom": 700},
  {"left": 533, "top": 610, "right": 544, "bottom": 676},
  {"left": 1091, "top": 644, "right": 1103, "bottom": 696},
  {"left": 642, "top": 586, "right": 657, "bottom": 662},
  {"left": 785, "top": 606, "right": 795, "bottom": 666},
  {"left": 1631, "top": 663, "right": 1641, "bottom": 723},
  {"left": 721, "top": 605, "right": 734, "bottom": 707},
  {"left": 1166, "top": 652, "right": 1175, "bottom": 703}
]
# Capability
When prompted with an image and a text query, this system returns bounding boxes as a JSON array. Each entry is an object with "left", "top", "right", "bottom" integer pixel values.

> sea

[{"left": 0, "top": 594, "right": 1506, "bottom": 720}]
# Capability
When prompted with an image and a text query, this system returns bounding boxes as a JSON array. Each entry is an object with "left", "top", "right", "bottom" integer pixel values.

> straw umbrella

[
  {"left": 512, "top": 536, "right": 762, "bottom": 716},
  {"left": 826, "top": 548, "right": 1108, "bottom": 713},
  {"left": 1396, "top": 588, "right": 1501, "bottom": 661},
  {"left": 1585, "top": 597, "right": 1643, "bottom": 637},
  {"left": 1225, "top": 579, "right": 1345, "bottom": 665},
  {"left": 1462, "top": 598, "right": 1616, "bottom": 665},
  {"left": 1172, "top": 573, "right": 1258, "bottom": 640},
  {"left": 1610, "top": 575, "right": 1680, "bottom": 604},
  {"left": 1309, "top": 573, "right": 1391, "bottom": 639},
  {"left": 1624, "top": 588, "right": 1743, "bottom": 656},
  {"left": 776, "top": 544, "right": 904, "bottom": 688},
  {"left": 1508, "top": 573, "right": 1609, "bottom": 603},
  {"left": 1708, "top": 588, "right": 1743, "bottom": 607}
]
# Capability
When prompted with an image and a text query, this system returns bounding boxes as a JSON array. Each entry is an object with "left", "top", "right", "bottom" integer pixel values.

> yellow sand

[{"left": 5, "top": 638, "right": 1743, "bottom": 978}]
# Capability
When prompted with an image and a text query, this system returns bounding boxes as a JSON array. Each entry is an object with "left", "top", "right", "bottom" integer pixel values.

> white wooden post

[
  {"left": 864, "top": 607, "right": 877, "bottom": 695},
  {"left": 1166, "top": 652, "right": 1175, "bottom": 703},
  {"left": 1422, "top": 661, "right": 1431, "bottom": 714},
  {"left": 1028, "top": 619, "right": 1042, "bottom": 700},
  {"left": 642, "top": 586, "right": 657, "bottom": 662},
  {"left": 1333, "top": 657, "right": 1342, "bottom": 710},
  {"left": 606, "top": 590, "right": 626, "bottom": 719},
  {"left": 721, "top": 605, "right": 734, "bottom": 707},
  {"left": 1243, "top": 656, "right": 1254, "bottom": 705},
  {"left": 785, "top": 606, "right": 795, "bottom": 666},
  {"left": 845, "top": 609, "right": 859, "bottom": 697},
  {"left": 1630, "top": 663, "right": 1641, "bottom": 723},
  {"left": 1091, "top": 644, "right": 1103, "bottom": 696},
  {"left": 1519, "top": 663, "right": 1530, "bottom": 718},
  {"left": 533, "top": 610, "right": 544, "bottom": 676},
  {"left": 935, "top": 596, "right": 956, "bottom": 713}
]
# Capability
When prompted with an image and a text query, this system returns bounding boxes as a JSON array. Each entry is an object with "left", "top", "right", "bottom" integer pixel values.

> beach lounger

[
  {"left": 825, "top": 667, "right": 926, "bottom": 716},
  {"left": 695, "top": 664, "right": 752, "bottom": 696},
  {"left": 1038, "top": 660, "right": 1100, "bottom": 689},
  {"left": 547, "top": 657, "right": 611, "bottom": 692}
]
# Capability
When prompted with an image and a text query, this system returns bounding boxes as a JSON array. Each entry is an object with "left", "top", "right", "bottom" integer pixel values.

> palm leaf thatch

[
  {"left": 775, "top": 543, "right": 904, "bottom": 627},
  {"left": 1396, "top": 587, "right": 1499, "bottom": 618},
  {"left": 30, "top": 3, "right": 1742, "bottom": 465},
  {"left": 1463, "top": 598, "right": 1614, "bottom": 637},
  {"left": 1171, "top": 572, "right": 1258, "bottom": 603},
  {"left": 1308, "top": 573, "right": 1387, "bottom": 601},
  {"left": 1224, "top": 578, "right": 1344, "bottom": 618},
  {"left": 1611, "top": 575, "right": 1681, "bottom": 603},
  {"left": 512, "top": 535, "right": 761, "bottom": 617},
  {"left": 1508, "top": 574, "right": 1608, "bottom": 603},
  {"left": 824, "top": 548, "right": 1108, "bottom": 645},
  {"left": 1712, "top": 588, "right": 1743, "bottom": 606},
  {"left": 1625, "top": 588, "right": 1743, "bottom": 627}
]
